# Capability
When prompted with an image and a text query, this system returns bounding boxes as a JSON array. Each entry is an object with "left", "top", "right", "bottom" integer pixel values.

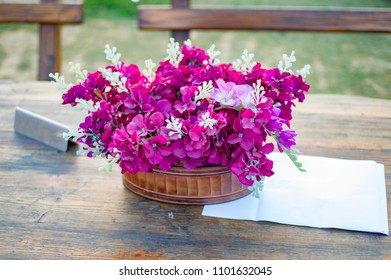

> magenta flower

[
  {"left": 62, "top": 84, "right": 90, "bottom": 106},
  {"left": 277, "top": 130, "right": 297, "bottom": 152},
  {"left": 58, "top": 41, "right": 310, "bottom": 188},
  {"left": 111, "top": 127, "right": 149, "bottom": 174},
  {"left": 241, "top": 109, "right": 270, "bottom": 134},
  {"left": 263, "top": 68, "right": 294, "bottom": 93},
  {"left": 226, "top": 118, "right": 255, "bottom": 151},
  {"left": 198, "top": 105, "right": 227, "bottom": 136},
  {"left": 143, "top": 135, "right": 172, "bottom": 165},
  {"left": 174, "top": 86, "right": 197, "bottom": 114},
  {"left": 118, "top": 64, "right": 141, "bottom": 84},
  {"left": 127, "top": 114, "right": 147, "bottom": 136},
  {"left": 145, "top": 112, "right": 165, "bottom": 132},
  {"left": 230, "top": 157, "right": 256, "bottom": 186},
  {"left": 123, "top": 89, "right": 154, "bottom": 114}
]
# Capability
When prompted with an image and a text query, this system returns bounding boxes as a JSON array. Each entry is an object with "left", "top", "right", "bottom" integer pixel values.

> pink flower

[
  {"left": 234, "top": 84, "right": 255, "bottom": 108},
  {"left": 230, "top": 157, "right": 256, "bottom": 186},
  {"left": 59, "top": 41, "right": 310, "bottom": 188},
  {"left": 241, "top": 109, "right": 270, "bottom": 134},
  {"left": 210, "top": 79, "right": 242, "bottom": 107},
  {"left": 145, "top": 112, "right": 165, "bottom": 132},
  {"left": 143, "top": 135, "right": 172, "bottom": 165},
  {"left": 226, "top": 118, "right": 255, "bottom": 151},
  {"left": 127, "top": 114, "right": 147, "bottom": 136},
  {"left": 174, "top": 86, "right": 197, "bottom": 114},
  {"left": 123, "top": 89, "right": 154, "bottom": 114}
]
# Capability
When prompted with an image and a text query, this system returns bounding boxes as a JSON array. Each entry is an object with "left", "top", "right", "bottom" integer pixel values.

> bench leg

[
  {"left": 171, "top": 0, "right": 190, "bottom": 44},
  {"left": 38, "top": 23, "right": 61, "bottom": 81}
]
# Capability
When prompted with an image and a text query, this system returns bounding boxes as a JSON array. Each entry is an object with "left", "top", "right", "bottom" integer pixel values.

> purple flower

[
  {"left": 210, "top": 79, "right": 242, "bottom": 107},
  {"left": 123, "top": 89, "right": 154, "bottom": 114},
  {"left": 230, "top": 157, "right": 256, "bottom": 186},
  {"left": 241, "top": 109, "right": 270, "bottom": 134},
  {"left": 198, "top": 105, "right": 227, "bottom": 136},
  {"left": 277, "top": 130, "right": 297, "bottom": 152},
  {"left": 155, "top": 99, "right": 172, "bottom": 118},
  {"left": 143, "top": 135, "right": 172, "bottom": 165},
  {"left": 62, "top": 84, "right": 90, "bottom": 106},
  {"left": 235, "top": 84, "right": 256, "bottom": 108},
  {"left": 186, "top": 125, "right": 209, "bottom": 158},
  {"left": 145, "top": 112, "right": 165, "bottom": 132},
  {"left": 58, "top": 41, "right": 310, "bottom": 188},
  {"left": 265, "top": 107, "right": 285, "bottom": 133},
  {"left": 227, "top": 118, "right": 255, "bottom": 151},
  {"left": 174, "top": 86, "right": 197, "bottom": 114},
  {"left": 127, "top": 114, "right": 147, "bottom": 136},
  {"left": 118, "top": 64, "right": 141, "bottom": 84},
  {"left": 246, "top": 142, "right": 274, "bottom": 160},
  {"left": 111, "top": 127, "right": 149, "bottom": 174},
  {"left": 263, "top": 68, "right": 294, "bottom": 93}
]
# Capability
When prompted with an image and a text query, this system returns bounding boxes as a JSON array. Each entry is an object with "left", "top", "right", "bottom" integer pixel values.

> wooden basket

[{"left": 122, "top": 165, "right": 251, "bottom": 205}]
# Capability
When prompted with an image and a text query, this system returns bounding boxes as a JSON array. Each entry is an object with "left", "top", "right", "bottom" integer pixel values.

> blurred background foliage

[{"left": 0, "top": 0, "right": 390, "bottom": 99}]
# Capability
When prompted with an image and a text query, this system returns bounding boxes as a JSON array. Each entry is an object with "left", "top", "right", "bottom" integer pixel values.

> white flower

[
  {"left": 238, "top": 49, "right": 256, "bottom": 73},
  {"left": 199, "top": 112, "right": 217, "bottom": 130},
  {"left": 165, "top": 38, "right": 184, "bottom": 67},
  {"left": 99, "top": 67, "right": 128, "bottom": 93},
  {"left": 143, "top": 59, "right": 156, "bottom": 82},
  {"left": 278, "top": 50, "right": 296, "bottom": 73},
  {"left": 99, "top": 153, "right": 121, "bottom": 172},
  {"left": 104, "top": 44, "right": 122, "bottom": 69},
  {"left": 75, "top": 98, "right": 100, "bottom": 112},
  {"left": 247, "top": 176, "right": 265, "bottom": 199},
  {"left": 250, "top": 80, "right": 267, "bottom": 107},
  {"left": 207, "top": 44, "right": 221, "bottom": 65},
  {"left": 297, "top": 64, "right": 311, "bottom": 79},
  {"left": 69, "top": 62, "right": 87, "bottom": 82},
  {"left": 184, "top": 39, "right": 193, "bottom": 47},
  {"left": 49, "top": 72, "right": 72, "bottom": 93},
  {"left": 63, "top": 128, "right": 106, "bottom": 158},
  {"left": 165, "top": 116, "right": 183, "bottom": 139},
  {"left": 278, "top": 51, "right": 311, "bottom": 79},
  {"left": 194, "top": 80, "right": 213, "bottom": 103}
]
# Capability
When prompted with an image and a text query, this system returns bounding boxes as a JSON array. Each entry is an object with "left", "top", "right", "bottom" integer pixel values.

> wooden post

[
  {"left": 38, "top": 0, "right": 61, "bottom": 81},
  {"left": 171, "top": 0, "right": 190, "bottom": 44}
]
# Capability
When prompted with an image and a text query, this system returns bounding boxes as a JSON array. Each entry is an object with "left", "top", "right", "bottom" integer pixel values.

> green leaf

[
  {"left": 280, "top": 144, "right": 306, "bottom": 173},
  {"left": 248, "top": 177, "right": 265, "bottom": 199}
]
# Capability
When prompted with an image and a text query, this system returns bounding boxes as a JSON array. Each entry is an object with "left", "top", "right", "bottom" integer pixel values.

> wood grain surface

[
  {"left": 0, "top": 80, "right": 390, "bottom": 259},
  {"left": 139, "top": 6, "right": 391, "bottom": 33},
  {"left": 0, "top": 3, "right": 83, "bottom": 24}
]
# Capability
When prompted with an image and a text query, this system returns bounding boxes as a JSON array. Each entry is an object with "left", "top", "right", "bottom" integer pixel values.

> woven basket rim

[{"left": 152, "top": 165, "right": 231, "bottom": 176}]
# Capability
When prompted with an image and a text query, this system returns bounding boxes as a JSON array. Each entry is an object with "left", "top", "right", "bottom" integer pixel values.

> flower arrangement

[{"left": 50, "top": 39, "right": 310, "bottom": 197}]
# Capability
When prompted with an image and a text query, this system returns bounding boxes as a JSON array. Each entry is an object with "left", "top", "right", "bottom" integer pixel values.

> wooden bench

[
  {"left": 138, "top": 0, "right": 391, "bottom": 43},
  {"left": 0, "top": 0, "right": 83, "bottom": 80}
]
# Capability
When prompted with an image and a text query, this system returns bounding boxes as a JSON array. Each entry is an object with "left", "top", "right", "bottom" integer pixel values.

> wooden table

[{"left": 0, "top": 80, "right": 390, "bottom": 260}]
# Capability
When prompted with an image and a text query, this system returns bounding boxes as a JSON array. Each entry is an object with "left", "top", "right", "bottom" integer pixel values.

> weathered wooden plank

[
  {"left": 139, "top": 7, "right": 391, "bottom": 33},
  {"left": 0, "top": 81, "right": 391, "bottom": 259},
  {"left": 0, "top": 3, "right": 83, "bottom": 24}
]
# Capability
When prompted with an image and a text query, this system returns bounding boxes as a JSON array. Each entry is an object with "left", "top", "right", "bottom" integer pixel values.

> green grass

[
  {"left": 84, "top": 0, "right": 169, "bottom": 18},
  {"left": 1, "top": 0, "right": 391, "bottom": 99}
]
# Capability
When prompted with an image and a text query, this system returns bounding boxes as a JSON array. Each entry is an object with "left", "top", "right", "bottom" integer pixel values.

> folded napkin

[{"left": 202, "top": 153, "right": 389, "bottom": 235}]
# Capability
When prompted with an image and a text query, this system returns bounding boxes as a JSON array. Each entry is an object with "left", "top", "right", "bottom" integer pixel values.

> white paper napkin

[{"left": 202, "top": 153, "right": 389, "bottom": 235}]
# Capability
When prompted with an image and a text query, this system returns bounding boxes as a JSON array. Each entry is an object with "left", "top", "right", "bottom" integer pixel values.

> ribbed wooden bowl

[{"left": 122, "top": 165, "right": 251, "bottom": 205}]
